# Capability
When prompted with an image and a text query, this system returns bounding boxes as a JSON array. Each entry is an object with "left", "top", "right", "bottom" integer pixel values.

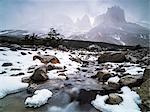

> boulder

[
  {"left": 10, "top": 47, "right": 18, "bottom": 51},
  {"left": 98, "top": 52, "right": 126, "bottom": 63},
  {"left": 27, "top": 83, "right": 38, "bottom": 94},
  {"left": 141, "top": 56, "right": 150, "bottom": 65},
  {"left": 2, "top": 62, "right": 13, "bottom": 67},
  {"left": 9, "top": 44, "right": 21, "bottom": 51},
  {"left": 105, "top": 94, "right": 123, "bottom": 105},
  {"left": 143, "top": 66, "right": 150, "bottom": 82},
  {"left": 30, "top": 65, "right": 48, "bottom": 82},
  {"left": 119, "top": 75, "right": 143, "bottom": 88},
  {"left": 93, "top": 71, "right": 111, "bottom": 82},
  {"left": 21, "top": 76, "right": 31, "bottom": 83},
  {"left": 138, "top": 79, "right": 150, "bottom": 111},
  {"left": 87, "top": 44, "right": 101, "bottom": 51},
  {"left": 76, "top": 89, "right": 100, "bottom": 105},
  {"left": 138, "top": 66, "right": 150, "bottom": 111},
  {"left": 58, "top": 45, "right": 68, "bottom": 51},
  {"left": 113, "top": 67, "right": 125, "bottom": 73},
  {"left": 47, "top": 63, "right": 64, "bottom": 71},
  {"left": 125, "top": 55, "right": 138, "bottom": 63},
  {"left": 107, "top": 82, "right": 121, "bottom": 91},
  {"left": 69, "top": 56, "right": 82, "bottom": 64},
  {"left": 33, "top": 55, "right": 60, "bottom": 64}
]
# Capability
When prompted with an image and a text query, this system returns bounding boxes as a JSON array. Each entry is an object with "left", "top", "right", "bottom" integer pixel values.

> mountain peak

[
  {"left": 106, "top": 6, "right": 126, "bottom": 23},
  {"left": 94, "top": 6, "right": 126, "bottom": 26}
]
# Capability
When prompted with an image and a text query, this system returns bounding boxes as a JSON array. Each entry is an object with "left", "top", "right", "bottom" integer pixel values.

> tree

[{"left": 46, "top": 28, "right": 63, "bottom": 47}]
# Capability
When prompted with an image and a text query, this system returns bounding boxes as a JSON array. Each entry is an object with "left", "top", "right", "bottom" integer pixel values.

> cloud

[{"left": 0, "top": 0, "right": 149, "bottom": 30}]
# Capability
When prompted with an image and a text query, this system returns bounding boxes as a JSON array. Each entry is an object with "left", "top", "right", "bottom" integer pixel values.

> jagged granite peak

[
  {"left": 106, "top": 6, "right": 126, "bottom": 23},
  {"left": 94, "top": 6, "right": 126, "bottom": 26}
]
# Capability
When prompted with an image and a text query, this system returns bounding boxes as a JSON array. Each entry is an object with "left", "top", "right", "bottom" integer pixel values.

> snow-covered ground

[
  {"left": 0, "top": 76, "right": 28, "bottom": 99},
  {"left": 0, "top": 47, "right": 145, "bottom": 111},
  {"left": 103, "top": 62, "right": 144, "bottom": 76},
  {"left": 0, "top": 47, "right": 81, "bottom": 99},
  {"left": 91, "top": 86, "right": 141, "bottom": 112}
]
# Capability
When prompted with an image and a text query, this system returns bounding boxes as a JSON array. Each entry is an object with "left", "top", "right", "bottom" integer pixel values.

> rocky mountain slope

[{"left": 70, "top": 6, "right": 150, "bottom": 47}]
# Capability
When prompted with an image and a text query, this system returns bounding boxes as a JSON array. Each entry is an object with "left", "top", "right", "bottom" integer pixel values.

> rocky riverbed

[{"left": 0, "top": 44, "right": 149, "bottom": 112}]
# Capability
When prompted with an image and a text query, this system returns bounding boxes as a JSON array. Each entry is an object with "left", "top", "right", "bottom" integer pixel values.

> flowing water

[{"left": 0, "top": 91, "right": 99, "bottom": 112}]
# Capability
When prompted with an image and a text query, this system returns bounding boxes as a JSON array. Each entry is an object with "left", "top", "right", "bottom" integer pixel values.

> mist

[{"left": 0, "top": 0, "right": 149, "bottom": 31}]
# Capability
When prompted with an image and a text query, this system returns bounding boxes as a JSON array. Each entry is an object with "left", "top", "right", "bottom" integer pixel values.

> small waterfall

[{"left": 48, "top": 101, "right": 79, "bottom": 112}]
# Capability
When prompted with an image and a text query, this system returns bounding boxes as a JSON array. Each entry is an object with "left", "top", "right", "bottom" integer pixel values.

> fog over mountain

[
  {"left": 70, "top": 6, "right": 149, "bottom": 46},
  {"left": 0, "top": 0, "right": 149, "bottom": 46}
]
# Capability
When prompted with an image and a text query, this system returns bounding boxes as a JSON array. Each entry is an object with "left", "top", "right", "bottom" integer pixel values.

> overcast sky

[{"left": 0, "top": 0, "right": 149, "bottom": 30}]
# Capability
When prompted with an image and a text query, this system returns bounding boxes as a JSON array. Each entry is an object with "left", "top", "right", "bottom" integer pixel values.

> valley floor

[{"left": 0, "top": 45, "right": 149, "bottom": 112}]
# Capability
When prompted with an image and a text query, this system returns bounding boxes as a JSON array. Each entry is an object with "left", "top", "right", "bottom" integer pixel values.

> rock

[
  {"left": 9, "top": 44, "right": 21, "bottom": 51},
  {"left": 113, "top": 67, "right": 125, "bottom": 73},
  {"left": 138, "top": 66, "right": 150, "bottom": 111},
  {"left": 11, "top": 72, "right": 25, "bottom": 76},
  {"left": 10, "top": 47, "right": 18, "bottom": 51},
  {"left": 0, "top": 71, "right": 6, "bottom": 74},
  {"left": 93, "top": 71, "right": 111, "bottom": 82},
  {"left": 69, "top": 56, "right": 82, "bottom": 63},
  {"left": 125, "top": 55, "right": 138, "bottom": 63},
  {"left": 119, "top": 75, "right": 143, "bottom": 87},
  {"left": 138, "top": 79, "right": 150, "bottom": 111},
  {"left": 27, "top": 65, "right": 38, "bottom": 73},
  {"left": 107, "top": 82, "right": 121, "bottom": 91},
  {"left": 132, "top": 44, "right": 142, "bottom": 50},
  {"left": 0, "top": 48, "right": 6, "bottom": 51},
  {"left": 102, "top": 83, "right": 121, "bottom": 94},
  {"left": 77, "top": 89, "right": 100, "bottom": 104},
  {"left": 87, "top": 44, "right": 101, "bottom": 51},
  {"left": 20, "top": 52, "right": 27, "bottom": 55},
  {"left": 105, "top": 94, "right": 123, "bottom": 105},
  {"left": 141, "top": 56, "right": 150, "bottom": 65},
  {"left": 47, "top": 63, "right": 64, "bottom": 71},
  {"left": 98, "top": 52, "right": 126, "bottom": 63},
  {"left": 21, "top": 76, "right": 31, "bottom": 83},
  {"left": 2, "top": 62, "right": 13, "bottom": 67},
  {"left": 58, "top": 45, "right": 68, "bottom": 51},
  {"left": 33, "top": 55, "right": 60, "bottom": 64},
  {"left": 10, "top": 68, "right": 21, "bottom": 71},
  {"left": 143, "top": 66, "right": 150, "bottom": 82},
  {"left": 28, "top": 65, "right": 38, "bottom": 70},
  {"left": 27, "top": 83, "right": 38, "bottom": 94},
  {"left": 30, "top": 65, "right": 48, "bottom": 82},
  {"left": 126, "top": 48, "right": 149, "bottom": 65},
  {"left": 28, "top": 52, "right": 32, "bottom": 54}
]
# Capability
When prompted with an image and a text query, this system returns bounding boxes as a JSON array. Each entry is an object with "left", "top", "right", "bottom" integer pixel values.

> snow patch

[
  {"left": 112, "top": 34, "right": 126, "bottom": 45},
  {"left": 0, "top": 76, "right": 28, "bottom": 99},
  {"left": 25, "top": 89, "right": 52, "bottom": 108},
  {"left": 107, "top": 76, "right": 120, "bottom": 83},
  {"left": 91, "top": 86, "right": 141, "bottom": 112}
]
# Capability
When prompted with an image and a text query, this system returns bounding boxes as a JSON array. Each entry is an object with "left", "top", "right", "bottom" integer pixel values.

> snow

[
  {"left": 112, "top": 34, "right": 126, "bottom": 45},
  {"left": 48, "top": 69, "right": 66, "bottom": 80},
  {"left": 0, "top": 76, "right": 28, "bottom": 99},
  {"left": 91, "top": 86, "right": 141, "bottom": 112},
  {"left": 107, "top": 76, "right": 120, "bottom": 83},
  {"left": 0, "top": 47, "right": 81, "bottom": 99},
  {"left": 103, "top": 62, "right": 144, "bottom": 76},
  {"left": 25, "top": 89, "right": 52, "bottom": 108},
  {"left": 124, "top": 66, "right": 144, "bottom": 76}
]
